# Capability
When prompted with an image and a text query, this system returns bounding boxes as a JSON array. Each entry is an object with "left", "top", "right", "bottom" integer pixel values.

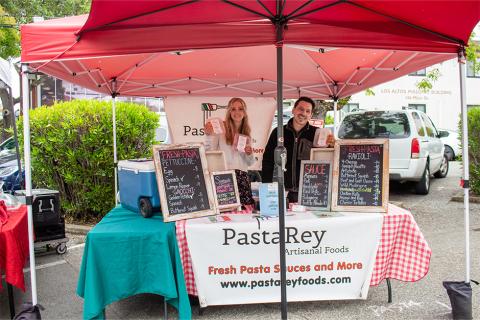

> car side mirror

[{"left": 438, "top": 130, "right": 449, "bottom": 138}]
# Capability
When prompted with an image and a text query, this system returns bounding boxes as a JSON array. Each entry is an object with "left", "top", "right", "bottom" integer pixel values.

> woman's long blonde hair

[{"left": 224, "top": 97, "right": 251, "bottom": 145}]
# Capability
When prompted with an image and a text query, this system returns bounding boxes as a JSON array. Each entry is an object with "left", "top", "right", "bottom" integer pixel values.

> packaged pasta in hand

[
  {"left": 204, "top": 117, "right": 225, "bottom": 135},
  {"left": 233, "top": 133, "right": 252, "bottom": 154}
]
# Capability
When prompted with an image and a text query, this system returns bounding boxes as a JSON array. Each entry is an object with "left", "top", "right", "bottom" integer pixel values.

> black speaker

[{"left": 15, "top": 189, "right": 65, "bottom": 242}]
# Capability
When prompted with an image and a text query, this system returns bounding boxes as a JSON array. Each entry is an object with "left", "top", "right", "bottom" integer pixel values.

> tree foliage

[
  {"left": 1, "top": 0, "right": 91, "bottom": 25},
  {"left": 314, "top": 96, "right": 351, "bottom": 120},
  {"left": 0, "top": 0, "right": 90, "bottom": 59},
  {"left": 17, "top": 99, "right": 159, "bottom": 222},
  {"left": 459, "top": 107, "right": 480, "bottom": 195},
  {"left": 0, "top": 5, "right": 20, "bottom": 58},
  {"left": 466, "top": 32, "right": 480, "bottom": 74},
  {"left": 365, "top": 88, "right": 375, "bottom": 96},
  {"left": 416, "top": 68, "right": 441, "bottom": 93},
  {"left": 415, "top": 32, "right": 479, "bottom": 92}
]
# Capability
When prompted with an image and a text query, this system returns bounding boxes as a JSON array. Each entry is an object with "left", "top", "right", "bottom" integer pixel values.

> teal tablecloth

[{"left": 76, "top": 206, "right": 191, "bottom": 319}]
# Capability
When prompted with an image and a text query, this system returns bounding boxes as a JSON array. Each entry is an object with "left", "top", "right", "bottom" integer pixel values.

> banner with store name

[
  {"left": 185, "top": 212, "right": 383, "bottom": 307},
  {"left": 164, "top": 96, "right": 276, "bottom": 170}
]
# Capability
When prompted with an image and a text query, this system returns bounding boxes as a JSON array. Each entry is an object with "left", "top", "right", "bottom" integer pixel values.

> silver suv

[{"left": 337, "top": 110, "right": 449, "bottom": 194}]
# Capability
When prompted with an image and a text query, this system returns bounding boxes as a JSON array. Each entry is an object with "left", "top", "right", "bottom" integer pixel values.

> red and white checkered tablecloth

[
  {"left": 370, "top": 203, "right": 431, "bottom": 286},
  {"left": 176, "top": 203, "right": 431, "bottom": 296}
]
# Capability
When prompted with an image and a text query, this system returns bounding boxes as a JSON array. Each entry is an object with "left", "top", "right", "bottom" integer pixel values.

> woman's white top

[{"left": 205, "top": 134, "right": 255, "bottom": 171}]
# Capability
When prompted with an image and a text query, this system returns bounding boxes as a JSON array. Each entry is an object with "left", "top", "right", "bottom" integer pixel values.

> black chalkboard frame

[
  {"left": 298, "top": 160, "right": 333, "bottom": 211},
  {"left": 153, "top": 143, "right": 217, "bottom": 222},
  {"left": 331, "top": 139, "right": 389, "bottom": 213},
  {"left": 210, "top": 170, "right": 241, "bottom": 212}
]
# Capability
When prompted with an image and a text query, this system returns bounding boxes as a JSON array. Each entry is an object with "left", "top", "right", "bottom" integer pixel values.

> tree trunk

[{"left": 0, "top": 87, "right": 14, "bottom": 142}]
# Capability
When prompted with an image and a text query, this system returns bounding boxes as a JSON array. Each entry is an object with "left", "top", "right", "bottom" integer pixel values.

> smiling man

[{"left": 261, "top": 97, "right": 318, "bottom": 203}]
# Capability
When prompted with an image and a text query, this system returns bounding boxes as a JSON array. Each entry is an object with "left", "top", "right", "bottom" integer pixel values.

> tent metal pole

[
  {"left": 333, "top": 84, "right": 339, "bottom": 135},
  {"left": 458, "top": 51, "right": 470, "bottom": 283},
  {"left": 21, "top": 63, "right": 38, "bottom": 305},
  {"left": 275, "top": 17, "right": 288, "bottom": 319},
  {"left": 333, "top": 98, "right": 339, "bottom": 135},
  {"left": 112, "top": 79, "right": 119, "bottom": 204}
]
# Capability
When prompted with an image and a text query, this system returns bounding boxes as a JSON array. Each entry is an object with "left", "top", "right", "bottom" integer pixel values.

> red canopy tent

[
  {"left": 20, "top": 1, "right": 480, "bottom": 318},
  {"left": 20, "top": 14, "right": 457, "bottom": 98},
  {"left": 22, "top": 0, "right": 479, "bottom": 62}
]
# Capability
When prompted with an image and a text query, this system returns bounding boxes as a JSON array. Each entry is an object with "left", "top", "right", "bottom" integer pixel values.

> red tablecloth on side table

[
  {"left": 0, "top": 205, "right": 29, "bottom": 291},
  {"left": 176, "top": 203, "right": 431, "bottom": 296}
]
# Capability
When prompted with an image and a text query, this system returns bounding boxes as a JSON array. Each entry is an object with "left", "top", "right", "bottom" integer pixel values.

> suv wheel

[
  {"left": 444, "top": 145, "right": 455, "bottom": 161},
  {"left": 415, "top": 165, "right": 430, "bottom": 195},
  {"left": 434, "top": 155, "right": 449, "bottom": 178}
]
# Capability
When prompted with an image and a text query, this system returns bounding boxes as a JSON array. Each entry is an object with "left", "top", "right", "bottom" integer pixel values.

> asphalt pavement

[{"left": 1, "top": 161, "right": 479, "bottom": 320}]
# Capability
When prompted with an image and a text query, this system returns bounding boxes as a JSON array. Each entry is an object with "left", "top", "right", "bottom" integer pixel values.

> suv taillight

[{"left": 411, "top": 138, "right": 420, "bottom": 158}]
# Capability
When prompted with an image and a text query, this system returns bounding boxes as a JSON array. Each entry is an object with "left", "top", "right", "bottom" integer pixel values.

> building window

[
  {"left": 342, "top": 103, "right": 360, "bottom": 113},
  {"left": 404, "top": 104, "right": 426, "bottom": 113},
  {"left": 467, "top": 59, "right": 480, "bottom": 78},
  {"left": 467, "top": 104, "right": 480, "bottom": 110},
  {"left": 409, "top": 69, "right": 426, "bottom": 76}
]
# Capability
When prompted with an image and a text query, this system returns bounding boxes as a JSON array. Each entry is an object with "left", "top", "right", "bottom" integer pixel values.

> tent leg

[
  {"left": 275, "top": 44, "right": 288, "bottom": 320},
  {"left": 7, "top": 283, "right": 15, "bottom": 319},
  {"left": 21, "top": 63, "right": 38, "bottom": 306},
  {"left": 274, "top": 18, "right": 288, "bottom": 320},
  {"left": 386, "top": 278, "right": 392, "bottom": 303},
  {"left": 333, "top": 98, "right": 339, "bottom": 135},
  {"left": 112, "top": 80, "right": 118, "bottom": 204},
  {"left": 458, "top": 51, "right": 470, "bottom": 283}
]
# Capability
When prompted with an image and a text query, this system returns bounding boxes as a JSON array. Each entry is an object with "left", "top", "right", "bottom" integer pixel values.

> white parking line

[
  {"left": 24, "top": 260, "right": 67, "bottom": 272},
  {"left": 2, "top": 260, "right": 68, "bottom": 279},
  {"left": 1, "top": 244, "right": 85, "bottom": 280},
  {"left": 68, "top": 243, "right": 85, "bottom": 250}
]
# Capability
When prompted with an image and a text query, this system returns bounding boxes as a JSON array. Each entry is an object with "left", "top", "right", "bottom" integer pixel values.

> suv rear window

[{"left": 338, "top": 111, "right": 410, "bottom": 139}]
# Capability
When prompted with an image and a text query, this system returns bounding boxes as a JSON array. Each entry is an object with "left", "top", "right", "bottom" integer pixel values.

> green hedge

[
  {"left": 466, "top": 108, "right": 480, "bottom": 195},
  {"left": 18, "top": 99, "right": 159, "bottom": 222}
]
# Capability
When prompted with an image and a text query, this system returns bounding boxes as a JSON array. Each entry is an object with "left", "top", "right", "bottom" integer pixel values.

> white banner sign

[
  {"left": 164, "top": 96, "right": 276, "bottom": 170},
  {"left": 185, "top": 212, "right": 383, "bottom": 307}
]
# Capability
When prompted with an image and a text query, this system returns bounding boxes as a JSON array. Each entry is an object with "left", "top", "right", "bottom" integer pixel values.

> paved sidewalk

[{"left": 1, "top": 162, "right": 479, "bottom": 320}]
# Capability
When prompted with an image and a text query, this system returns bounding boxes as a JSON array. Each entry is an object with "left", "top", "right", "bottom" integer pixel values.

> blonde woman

[{"left": 205, "top": 98, "right": 255, "bottom": 206}]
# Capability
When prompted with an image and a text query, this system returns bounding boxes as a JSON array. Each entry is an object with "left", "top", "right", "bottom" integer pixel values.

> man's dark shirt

[{"left": 261, "top": 119, "right": 317, "bottom": 191}]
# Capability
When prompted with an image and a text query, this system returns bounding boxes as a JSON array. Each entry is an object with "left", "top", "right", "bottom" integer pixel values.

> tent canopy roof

[
  {"left": 20, "top": 1, "right": 479, "bottom": 99},
  {"left": 22, "top": 0, "right": 480, "bottom": 64},
  {"left": 25, "top": 43, "right": 455, "bottom": 99}
]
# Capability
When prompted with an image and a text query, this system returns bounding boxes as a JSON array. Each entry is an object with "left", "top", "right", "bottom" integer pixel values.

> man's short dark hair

[{"left": 294, "top": 96, "right": 315, "bottom": 109}]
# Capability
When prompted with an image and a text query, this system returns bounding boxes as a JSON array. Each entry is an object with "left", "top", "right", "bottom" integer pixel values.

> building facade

[{"left": 346, "top": 58, "right": 480, "bottom": 132}]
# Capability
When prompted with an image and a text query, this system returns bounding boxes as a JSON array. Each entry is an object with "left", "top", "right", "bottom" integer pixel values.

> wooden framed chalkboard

[
  {"left": 332, "top": 139, "right": 389, "bottom": 213},
  {"left": 210, "top": 170, "right": 241, "bottom": 212},
  {"left": 153, "top": 143, "right": 217, "bottom": 222},
  {"left": 298, "top": 160, "right": 332, "bottom": 211}
]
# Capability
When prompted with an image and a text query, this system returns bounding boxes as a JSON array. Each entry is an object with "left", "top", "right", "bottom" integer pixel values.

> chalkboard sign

[
  {"left": 332, "top": 139, "right": 389, "bottom": 213},
  {"left": 153, "top": 143, "right": 216, "bottom": 222},
  {"left": 298, "top": 160, "right": 332, "bottom": 211},
  {"left": 211, "top": 170, "right": 241, "bottom": 211}
]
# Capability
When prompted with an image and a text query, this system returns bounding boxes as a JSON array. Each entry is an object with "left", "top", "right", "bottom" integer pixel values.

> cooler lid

[{"left": 118, "top": 159, "right": 155, "bottom": 171}]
